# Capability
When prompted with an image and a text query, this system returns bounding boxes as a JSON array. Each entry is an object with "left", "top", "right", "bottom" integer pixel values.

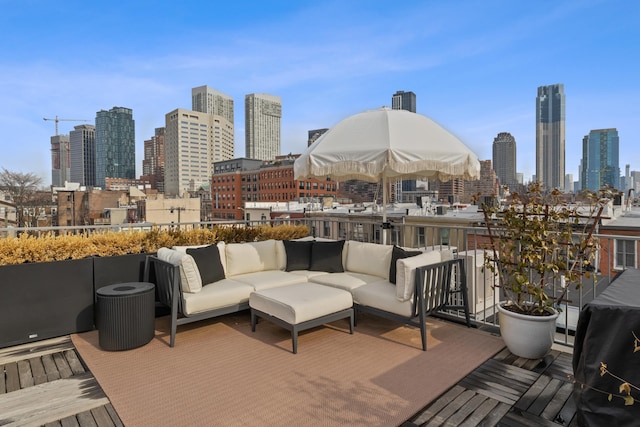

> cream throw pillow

[
  {"left": 157, "top": 247, "right": 202, "bottom": 293},
  {"left": 396, "top": 251, "right": 441, "bottom": 302}
]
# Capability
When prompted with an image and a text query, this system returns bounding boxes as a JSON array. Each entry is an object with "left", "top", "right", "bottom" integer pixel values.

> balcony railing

[{"left": 2, "top": 216, "right": 638, "bottom": 348}]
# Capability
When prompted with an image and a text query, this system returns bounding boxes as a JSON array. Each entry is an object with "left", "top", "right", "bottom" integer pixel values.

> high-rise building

[
  {"left": 95, "top": 107, "right": 135, "bottom": 188},
  {"left": 391, "top": 90, "right": 416, "bottom": 113},
  {"left": 164, "top": 108, "right": 234, "bottom": 196},
  {"left": 51, "top": 134, "right": 70, "bottom": 187},
  {"left": 492, "top": 132, "right": 517, "bottom": 191},
  {"left": 392, "top": 90, "right": 417, "bottom": 194},
  {"left": 142, "top": 127, "right": 165, "bottom": 192},
  {"left": 192, "top": 86, "right": 234, "bottom": 124},
  {"left": 536, "top": 84, "right": 565, "bottom": 189},
  {"left": 581, "top": 128, "right": 620, "bottom": 192},
  {"left": 245, "top": 93, "right": 282, "bottom": 161},
  {"left": 69, "top": 124, "right": 96, "bottom": 186},
  {"left": 308, "top": 129, "right": 328, "bottom": 147}
]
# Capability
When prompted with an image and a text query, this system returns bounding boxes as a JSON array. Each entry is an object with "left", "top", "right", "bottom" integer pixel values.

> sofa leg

[
  {"left": 349, "top": 312, "right": 354, "bottom": 334},
  {"left": 251, "top": 309, "right": 257, "bottom": 332}
]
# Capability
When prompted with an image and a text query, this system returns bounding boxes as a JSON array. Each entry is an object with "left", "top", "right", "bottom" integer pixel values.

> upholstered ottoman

[{"left": 250, "top": 282, "right": 354, "bottom": 353}]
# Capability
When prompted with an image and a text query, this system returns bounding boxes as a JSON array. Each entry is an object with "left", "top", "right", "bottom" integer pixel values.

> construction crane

[{"left": 43, "top": 116, "right": 91, "bottom": 135}]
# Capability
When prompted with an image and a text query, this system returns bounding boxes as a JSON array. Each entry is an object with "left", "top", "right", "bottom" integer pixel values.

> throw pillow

[
  {"left": 283, "top": 240, "right": 313, "bottom": 271},
  {"left": 186, "top": 245, "right": 225, "bottom": 285},
  {"left": 389, "top": 246, "right": 422, "bottom": 284},
  {"left": 309, "top": 240, "right": 345, "bottom": 273}
]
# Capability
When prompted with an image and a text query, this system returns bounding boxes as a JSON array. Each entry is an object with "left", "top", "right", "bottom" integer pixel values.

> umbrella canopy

[
  {"left": 294, "top": 107, "right": 481, "bottom": 184},
  {"left": 294, "top": 107, "right": 481, "bottom": 243}
]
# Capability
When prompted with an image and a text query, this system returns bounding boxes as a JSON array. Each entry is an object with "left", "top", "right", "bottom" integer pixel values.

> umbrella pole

[{"left": 382, "top": 176, "right": 388, "bottom": 245}]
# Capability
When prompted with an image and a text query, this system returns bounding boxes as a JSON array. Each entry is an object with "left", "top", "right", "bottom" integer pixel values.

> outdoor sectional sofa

[{"left": 145, "top": 238, "right": 471, "bottom": 351}]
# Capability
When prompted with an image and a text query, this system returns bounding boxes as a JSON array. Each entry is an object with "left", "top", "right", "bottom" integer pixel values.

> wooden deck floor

[
  {"left": 1, "top": 335, "right": 576, "bottom": 427},
  {"left": 403, "top": 347, "right": 577, "bottom": 426},
  {"left": 0, "top": 336, "right": 123, "bottom": 427}
]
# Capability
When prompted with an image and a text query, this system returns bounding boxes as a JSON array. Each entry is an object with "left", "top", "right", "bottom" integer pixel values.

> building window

[
  {"left": 615, "top": 239, "right": 636, "bottom": 269},
  {"left": 417, "top": 227, "right": 425, "bottom": 248}
]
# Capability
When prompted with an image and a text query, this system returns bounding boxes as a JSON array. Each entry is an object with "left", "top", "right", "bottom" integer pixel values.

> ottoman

[{"left": 250, "top": 282, "right": 354, "bottom": 353}]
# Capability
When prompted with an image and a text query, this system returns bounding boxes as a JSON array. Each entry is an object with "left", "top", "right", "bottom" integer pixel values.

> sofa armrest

[
  {"left": 145, "top": 255, "right": 183, "bottom": 315},
  {"left": 413, "top": 258, "right": 470, "bottom": 324}
]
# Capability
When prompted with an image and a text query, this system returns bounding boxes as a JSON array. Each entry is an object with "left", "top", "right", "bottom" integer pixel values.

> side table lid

[{"left": 97, "top": 282, "right": 155, "bottom": 296}]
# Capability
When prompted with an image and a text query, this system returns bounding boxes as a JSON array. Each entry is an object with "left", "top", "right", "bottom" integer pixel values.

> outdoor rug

[{"left": 72, "top": 312, "right": 504, "bottom": 427}]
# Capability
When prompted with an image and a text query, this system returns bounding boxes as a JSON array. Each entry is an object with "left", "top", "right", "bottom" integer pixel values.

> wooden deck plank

[
  {"left": 457, "top": 375, "right": 522, "bottom": 404},
  {"left": 90, "top": 405, "right": 116, "bottom": 427},
  {"left": 0, "top": 336, "right": 74, "bottom": 365},
  {"left": 60, "top": 415, "right": 81, "bottom": 427},
  {"left": 64, "top": 350, "right": 86, "bottom": 376},
  {"left": 463, "top": 365, "right": 531, "bottom": 394},
  {"left": 424, "top": 389, "right": 476, "bottom": 427},
  {"left": 5, "top": 362, "right": 20, "bottom": 393},
  {"left": 30, "top": 356, "right": 49, "bottom": 385},
  {"left": 527, "top": 378, "right": 563, "bottom": 416},
  {"left": 0, "top": 364, "right": 6, "bottom": 393},
  {"left": 476, "top": 401, "right": 511, "bottom": 427},
  {"left": 540, "top": 382, "right": 574, "bottom": 425},
  {"left": 53, "top": 351, "right": 74, "bottom": 379},
  {"left": 410, "top": 385, "right": 467, "bottom": 425},
  {"left": 443, "top": 392, "right": 488, "bottom": 426},
  {"left": 76, "top": 409, "right": 98, "bottom": 427},
  {"left": 0, "top": 372, "right": 109, "bottom": 426},
  {"left": 502, "top": 408, "right": 566, "bottom": 427},
  {"left": 104, "top": 404, "right": 124, "bottom": 427},
  {"left": 555, "top": 386, "right": 579, "bottom": 427},
  {"left": 514, "top": 374, "right": 551, "bottom": 411},
  {"left": 458, "top": 397, "right": 500, "bottom": 427},
  {"left": 42, "top": 353, "right": 61, "bottom": 382},
  {"left": 17, "top": 359, "right": 34, "bottom": 389}
]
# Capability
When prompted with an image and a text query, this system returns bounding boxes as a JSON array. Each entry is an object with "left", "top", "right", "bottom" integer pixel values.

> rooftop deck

[{"left": 0, "top": 323, "right": 577, "bottom": 427}]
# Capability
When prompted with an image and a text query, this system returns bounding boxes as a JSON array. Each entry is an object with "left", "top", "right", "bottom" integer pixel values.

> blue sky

[{"left": 1, "top": 0, "right": 638, "bottom": 186}]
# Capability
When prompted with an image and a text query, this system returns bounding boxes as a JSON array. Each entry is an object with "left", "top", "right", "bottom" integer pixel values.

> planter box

[
  {"left": 93, "top": 253, "right": 149, "bottom": 291},
  {"left": 0, "top": 258, "right": 94, "bottom": 348}
]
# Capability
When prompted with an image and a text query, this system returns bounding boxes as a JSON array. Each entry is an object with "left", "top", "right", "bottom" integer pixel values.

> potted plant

[{"left": 480, "top": 182, "right": 613, "bottom": 359}]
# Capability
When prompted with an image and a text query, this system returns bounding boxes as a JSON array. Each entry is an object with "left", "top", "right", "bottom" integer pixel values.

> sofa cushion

[
  {"left": 225, "top": 240, "right": 278, "bottom": 276},
  {"left": 309, "top": 240, "right": 345, "bottom": 272},
  {"left": 396, "top": 251, "right": 442, "bottom": 302},
  {"left": 345, "top": 241, "right": 393, "bottom": 279},
  {"left": 352, "top": 281, "right": 413, "bottom": 317},
  {"left": 283, "top": 240, "right": 313, "bottom": 271},
  {"left": 181, "top": 278, "right": 254, "bottom": 315},
  {"left": 173, "top": 242, "right": 227, "bottom": 276},
  {"left": 231, "top": 270, "right": 308, "bottom": 291},
  {"left": 249, "top": 282, "right": 353, "bottom": 325},
  {"left": 186, "top": 244, "right": 225, "bottom": 285},
  {"left": 308, "top": 271, "right": 381, "bottom": 292},
  {"left": 157, "top": 247, "right": 202, "bottom": 293},
  {"left": 389, "top": 246, "right": 422, "bottom": 284}
]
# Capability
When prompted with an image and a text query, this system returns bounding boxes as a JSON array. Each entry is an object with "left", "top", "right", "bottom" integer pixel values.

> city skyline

[{"left": 1, "top": 1, "right": 638, "bottom": 186}]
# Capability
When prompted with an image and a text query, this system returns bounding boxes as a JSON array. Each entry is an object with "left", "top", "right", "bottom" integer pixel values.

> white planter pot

[{"left": 497, "top": 302, "right": 559, "bottom": 359}]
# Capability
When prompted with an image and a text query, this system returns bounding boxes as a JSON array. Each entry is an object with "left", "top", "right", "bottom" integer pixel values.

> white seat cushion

[
  {"left": 352, "top": 281, "right": 413, "bottom": 317},
  {"left": 396, "top": 251, "right": 442, "bottom": 302},
  {"left": 231, "top": 270, "right": 308, "bottom": 291},
  {"left": 182, "top": 278, "right": 254, "bottom": 315},
  {"left": 308, "top": 271, "right": 383, "bottom": 292},
  {"left": 345, "top": 241, "right": 393, "bottom": 279},
  {"left": 287, "top": 270, "right": 329, "bottom": 280},
  {"left": 249, "top": 283, "right": 353, "bottom": 325}
]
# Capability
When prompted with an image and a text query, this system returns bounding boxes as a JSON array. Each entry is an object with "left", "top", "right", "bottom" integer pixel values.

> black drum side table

[{"left": 97, "top": 282, "right": 155, "bottom": 351}]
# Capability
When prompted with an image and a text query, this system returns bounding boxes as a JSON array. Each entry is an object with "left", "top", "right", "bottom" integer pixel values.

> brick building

[{"left": 212, "top": 156, "right": 338, "bottom": 220}]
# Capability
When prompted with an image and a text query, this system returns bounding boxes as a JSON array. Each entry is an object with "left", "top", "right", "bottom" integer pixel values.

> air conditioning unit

[{"left": 455, "top": 250, "right": 499, "bottom": 321}]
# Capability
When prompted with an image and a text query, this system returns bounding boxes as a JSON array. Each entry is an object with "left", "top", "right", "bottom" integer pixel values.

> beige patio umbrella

[{"left": 294, "top": 107, "right": 481, "bottom": 243}]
